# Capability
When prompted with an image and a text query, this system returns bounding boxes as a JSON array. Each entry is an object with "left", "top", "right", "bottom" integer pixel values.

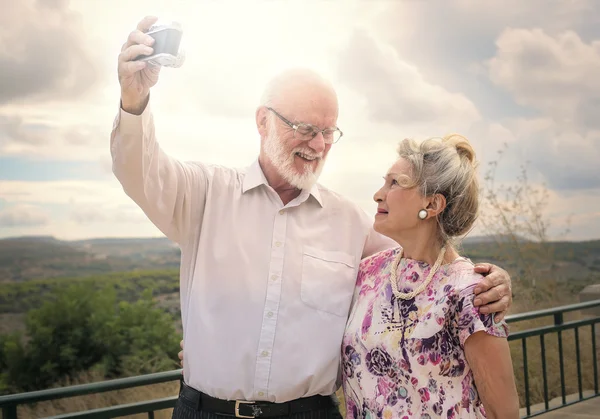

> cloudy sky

[{"left": 1, "top": 0, "right": 599, "bottom": 241}]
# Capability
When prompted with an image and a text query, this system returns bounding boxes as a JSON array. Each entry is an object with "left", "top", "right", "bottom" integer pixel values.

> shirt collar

[
  {"left": 242, "top": 159, "right": 268, "bottom": 193},
  {"left": 242, "top": 159, "right": 324, "bottom": 207}
]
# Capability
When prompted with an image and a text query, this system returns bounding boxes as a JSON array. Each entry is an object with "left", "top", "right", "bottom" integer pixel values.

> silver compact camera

[{"left": 135, "top": 21, "right": 185, "bottom": 68}]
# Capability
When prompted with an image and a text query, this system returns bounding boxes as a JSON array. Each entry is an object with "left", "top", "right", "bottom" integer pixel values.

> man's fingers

[
  {"left": 478, "top": 295, "right": 510, "bottom": 315},
  {"left": 473, "top": 277, "right": 491, "bottom": 295},
  {"left": 117, "top": 44, "right": 153, "bottom": 77},
  {"left": 137, "top": 15, "right": 159, "bottom": 32},
  {"left": 179, "top": 340, "right": 184, "bottom": 369},
  {"left": 473, "top": 263, "right": 492, "bottom": 274},
  {"left": 128, "top": 29, "right": 155, "bottom": 48},
  {"left": 118, "top": 60, "right": 147, "bottom": 78},
  {"left": 474, "top": 282, "right": 509, "bottom": 306},
  {"left": 121, "top": 17, "right": 157, "bottom": 52},
  {"left": 119, "top": 44, "right": 154, "bottom": 63},
  {"left": 473, "top": 271, "right": 505, "bottom": 295}
]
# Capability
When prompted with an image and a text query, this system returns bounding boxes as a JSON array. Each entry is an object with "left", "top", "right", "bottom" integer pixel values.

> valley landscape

[
  {"left": 1, "top": 234, "right": 598, "bottom": 336},
  {"left": 0, "top": 234, "right": 599, "bottom": 418}
]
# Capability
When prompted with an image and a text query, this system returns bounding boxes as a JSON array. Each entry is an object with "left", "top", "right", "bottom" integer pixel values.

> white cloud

[
  {"left": 454, "top": 0, "right": 596, "bottom": 30},
  {"left": 373, "top": 0, "right": 597, "bottom": 52},
  {"left": 0, "top": 204, "right": 50, "bottom": 227},
  {"left": 69, "top": 204, "right": 150, "bottom": 225},
  {"left": 0, "top": 0, "right": 102, "bottom": 105},
  {"left": 543, "top": 187, "right": 600, "bottom": 240},
  {"left": 0, "top": 111, "right": 111, "bottom": 159},
  {"left": 0, "top": 180, "right": 128, "bottom": 206},
  {"left": 528, "top": 125, "right": 599, "bottom": 190},
  {"left": 487, "top": 28, "right": 600, "bottom": 126},
  {"left": 336, "top": 28, "right": 481, "bottom": 130},
  {"left": 0, "top": 180, "right": 163, "bottom": 239},
  {"left": 483, "top": 27, "right": 600, "bottom": 189}
]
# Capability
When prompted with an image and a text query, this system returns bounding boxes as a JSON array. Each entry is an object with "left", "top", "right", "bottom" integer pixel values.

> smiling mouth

[{"left": 295, "top": 152, "right": 318, "bottom": 162}]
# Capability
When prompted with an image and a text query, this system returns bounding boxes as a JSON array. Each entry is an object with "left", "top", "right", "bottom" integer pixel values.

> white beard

[{"left": 263, "top": 124, "right": 326, "bottom": 191}]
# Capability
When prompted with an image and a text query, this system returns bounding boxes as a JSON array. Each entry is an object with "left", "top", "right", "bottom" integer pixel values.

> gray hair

[{"left": 396, "top": 134, "right": 479, "bottom": 243}]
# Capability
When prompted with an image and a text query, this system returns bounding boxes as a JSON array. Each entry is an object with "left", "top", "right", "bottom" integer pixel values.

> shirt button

[
  {"left": 267, "top": 311, "right": 273, "bottom": 318},
  {"left": 258, "top": 391, "right": 265, "bottom": 397},
  {"left": 270, "top": 274, "right": 278, "bottom": 281},
  {"left": 279, "top": 210, "right": 284, "bottom": 215},
  {"left": 261, "top": 350, "right": 269, "bottom": 357},
  {"left": 275, "top": 241, "right": 282, "bottom": 247}
]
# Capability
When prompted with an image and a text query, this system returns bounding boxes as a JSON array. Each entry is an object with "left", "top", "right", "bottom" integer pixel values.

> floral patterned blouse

[{"left": 342, "top": 248, "right": 509, "bottom": 419}]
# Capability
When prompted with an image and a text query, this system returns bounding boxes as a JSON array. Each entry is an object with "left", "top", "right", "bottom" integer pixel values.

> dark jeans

[{"left": 171, "top": 389, "right": 344, "bottom": 419}]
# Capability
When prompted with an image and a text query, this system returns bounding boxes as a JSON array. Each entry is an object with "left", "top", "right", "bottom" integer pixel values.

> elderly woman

[{"left": 342, "top": 134, "right": 519, "bottom": 418}]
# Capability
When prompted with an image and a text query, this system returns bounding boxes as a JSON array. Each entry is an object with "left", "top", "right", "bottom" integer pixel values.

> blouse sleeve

[{"left": 456, "top": 275, "right": 509, "bottom": 348}]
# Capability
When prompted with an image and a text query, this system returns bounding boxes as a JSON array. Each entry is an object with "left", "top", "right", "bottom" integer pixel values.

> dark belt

[{"left": 178, "top": 381, "right": 334, "bottom": 418}]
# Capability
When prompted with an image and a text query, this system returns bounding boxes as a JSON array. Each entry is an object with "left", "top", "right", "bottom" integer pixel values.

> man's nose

[{"left": 307, "top": 131, "right": 326, "bottom": 153}]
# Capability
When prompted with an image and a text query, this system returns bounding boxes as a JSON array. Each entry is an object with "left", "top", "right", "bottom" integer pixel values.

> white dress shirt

[{"left": 110, "top": 103, "right": 396, "bottom": 403}]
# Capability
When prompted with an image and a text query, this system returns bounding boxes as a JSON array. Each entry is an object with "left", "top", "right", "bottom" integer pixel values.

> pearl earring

[{"left": 418, "top": 209, "right": 428, "bottom": 220}]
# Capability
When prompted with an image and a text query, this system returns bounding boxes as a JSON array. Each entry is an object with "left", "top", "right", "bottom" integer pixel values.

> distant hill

[
  {"left": 0, "top": 236, "right": 180, "bottom": 282},
  {"left": 461, "top": 234, "right": 531, "bottom": 245},
  {"left": 0, "top": 234, "right": 598, "bottom": 339},
  {"left": 461, "top": 238, "right": 600, "bottom": 283},
  {"left": 1, "top": 234, "right": 599, "bottom": 283}
]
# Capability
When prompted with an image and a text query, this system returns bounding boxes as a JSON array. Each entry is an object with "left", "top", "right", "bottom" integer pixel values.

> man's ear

[
  {"left": 426, "top": 193, "right": 447, "bottom": 217},
  {"left": 256, "top": 107, "right": 268, "bottom": 137}
]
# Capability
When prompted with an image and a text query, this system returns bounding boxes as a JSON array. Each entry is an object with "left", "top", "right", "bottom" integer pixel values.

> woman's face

[{"left": 372, "top": 158, "right": 428, "bottom": 240}]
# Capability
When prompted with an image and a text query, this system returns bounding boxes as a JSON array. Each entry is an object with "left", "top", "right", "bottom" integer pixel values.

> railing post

[
  {"left": 554, "top": 312, "right": 564, "bottom": 326},
  {"left": 522, "top": 338, "right": 530, "bottom": 416},
  {"left": 555, "top": 312, "right": 567, "bottom": 405},
  {"left": 2, "top": 404, "right": 18, "bottom": 419}
]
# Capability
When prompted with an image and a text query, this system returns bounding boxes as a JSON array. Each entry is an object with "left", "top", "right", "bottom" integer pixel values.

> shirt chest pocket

[{"left": 300, "top": 246, "right": 357, "bottom": 317}]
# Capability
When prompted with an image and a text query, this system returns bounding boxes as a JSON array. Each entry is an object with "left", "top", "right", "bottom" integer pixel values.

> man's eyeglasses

[{"left": 266, "top": 107, "right": 343, "bottom": 145}]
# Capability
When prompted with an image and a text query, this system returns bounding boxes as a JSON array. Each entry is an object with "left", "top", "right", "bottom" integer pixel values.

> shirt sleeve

[
  {"left": 456, "top": 275, "right": 509, "bottom": 348},
  {"left": 110, "top": 101, "right": 208, "bottom": 246}
]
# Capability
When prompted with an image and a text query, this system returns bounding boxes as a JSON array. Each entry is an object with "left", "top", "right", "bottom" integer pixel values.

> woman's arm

[{"left": 464, "top": 332, "right": 520, "bottom": 418}]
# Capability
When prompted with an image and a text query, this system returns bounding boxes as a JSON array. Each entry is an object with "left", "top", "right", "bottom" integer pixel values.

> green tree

[
  {"left": 0, "top": 283, "right": 180, "bottom": 393},
  {"left": 98, "top": 289, "right": 181, "bottom": 377},
  {"left": 23, "top": 284, "right": 115, "bottom": 389},
  {"left": 0, "top": 332, "right": 27, "bottom": 393}
]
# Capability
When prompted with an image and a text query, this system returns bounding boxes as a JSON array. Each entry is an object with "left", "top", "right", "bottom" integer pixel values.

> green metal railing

[
  {"left": 1, "top": 299, "right": 599, "bottom": 419},
  {"left": 0, "top": 370, "right": 181, "bottom": 419},
  {"left": 505, "top": 298, "right": 600, "bottom": 418}
]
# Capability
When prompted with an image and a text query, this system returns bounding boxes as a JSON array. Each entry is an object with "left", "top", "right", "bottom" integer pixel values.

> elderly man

[{"left": 112, "top": 16, "right": 512, "bottom": 419}]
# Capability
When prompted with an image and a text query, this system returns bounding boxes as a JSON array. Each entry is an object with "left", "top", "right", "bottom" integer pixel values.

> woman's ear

[{"left": 426, "top": 194, "right": 447, "bottom": 217}]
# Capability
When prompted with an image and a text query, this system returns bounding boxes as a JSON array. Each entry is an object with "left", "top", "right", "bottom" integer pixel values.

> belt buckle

[{"left": 235, "top": 400, "right": 257, "bottom": 418}]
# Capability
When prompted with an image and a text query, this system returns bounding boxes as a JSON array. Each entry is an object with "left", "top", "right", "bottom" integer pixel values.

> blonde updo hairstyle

[{"left": 396, "top": 134, "right": 479, "bottom": 244}]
